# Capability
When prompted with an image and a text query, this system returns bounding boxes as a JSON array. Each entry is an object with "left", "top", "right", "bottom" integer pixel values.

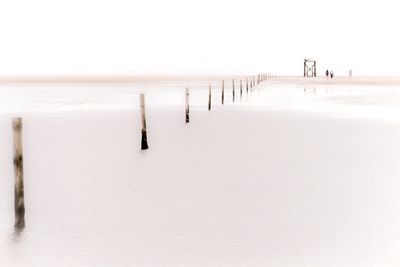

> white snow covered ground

[{"left": 1, "top": 79, "right": 400, "bottom": 266}]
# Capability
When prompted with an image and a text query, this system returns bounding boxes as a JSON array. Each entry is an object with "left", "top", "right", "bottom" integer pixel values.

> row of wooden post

[
  {"left": 8, "top": 73, "right": 272, "bottom": 229},
  {"left": 139, "top": 73, "right": 272, "bottom": 151}
]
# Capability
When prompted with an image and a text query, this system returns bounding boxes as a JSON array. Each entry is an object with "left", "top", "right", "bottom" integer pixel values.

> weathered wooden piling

[
  {"left": 140, "top": 94, "right": 149, "bottom": 150},
  {"left": 240, "top": 80, "right": 243, "bottom": 99},
  {"left": 208, "top": 83, "right": 212, "bottom": 111},
  {"left": 185, "top": 88, "right": 190, "bottom": 123},
  {"left": 246, "top": 78, "right": 249, "bottom": 93},
  {"left": 232, "top": 79, "right": 235, "bottom": 102},
  {"left": 13, "top": 117, "right": 25, "bottom": 229},
  {"left": 222, "top": 80, "right": 225, "bottom": 105}
]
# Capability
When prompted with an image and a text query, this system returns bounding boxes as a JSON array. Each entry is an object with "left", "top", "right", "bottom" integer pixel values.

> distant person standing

[
  {"left": 330, "top": 71, "right": 334, "bottom": 78},
  {"left": 349, "top": 69, "right": 353, "bottom": 77},
  {"left": 325, "top": 69, "right": 329, "bottom": 78}
]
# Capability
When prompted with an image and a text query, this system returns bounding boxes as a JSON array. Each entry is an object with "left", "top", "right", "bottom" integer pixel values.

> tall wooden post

[
  {"left": 221, "top": 80, "right": 225, "bottom": 105},
  {"left": 140, "top": 94, "right": 149, "bottom": 150},
  {"left": 208, "top": 83, "right": 212, "bottom": 111},
  {"left": 232, "top": 79, "right": 235, "bottom": 102},
  {"left": 246, "top": 78, "right": 249, "bottom": 94},
  {"left": 314, "top": 62, "right": 317, "bottom": 77},
  {"left": 185, "top": 88, "right": 190, "bottom": 123},
  {"left": 13, "top": 117, "right": 25, "bottom": 229}
]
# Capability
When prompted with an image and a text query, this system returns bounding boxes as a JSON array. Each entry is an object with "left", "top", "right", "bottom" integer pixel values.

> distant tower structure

[{"left": 303, "top": 59, "right": 316, "bottom": 77}]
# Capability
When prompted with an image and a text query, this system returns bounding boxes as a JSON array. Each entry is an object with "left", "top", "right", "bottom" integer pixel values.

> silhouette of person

[
  {"left": 330, "top": 71, "right": 334, "bottom": 78},
  {"left": 326, "top": 70, "right": 329, "bottom": 78}
]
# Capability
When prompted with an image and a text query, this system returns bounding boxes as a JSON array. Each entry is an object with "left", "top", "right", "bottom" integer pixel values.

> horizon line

[{"left": 1, "top": 75, "right": 400, "bottom": 84}]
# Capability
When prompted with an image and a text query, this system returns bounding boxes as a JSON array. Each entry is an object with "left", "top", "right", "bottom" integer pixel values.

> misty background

[{"left": 0, "top": 0, "right": 398, "bottom": 76}]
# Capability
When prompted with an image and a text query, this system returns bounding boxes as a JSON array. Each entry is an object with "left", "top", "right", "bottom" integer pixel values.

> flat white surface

[{"left": 1, "top": 81, "right": 400, "bottom": 266}]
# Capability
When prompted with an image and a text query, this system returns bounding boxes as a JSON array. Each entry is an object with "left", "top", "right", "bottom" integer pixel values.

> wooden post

[
  {"left": 208, "top": 83, "right": 211, "bottom": 111},
  {"left": 13, "top": 117, "right": 25, "bottom": 229},
  {"left": 240, "top": 80, "right": 243, "bottom": 99},
  {"left": 246, "top": 78, "right": 249, "bottom": 94},
  {"left": 232, "top": 79, "right": 235, "bottom": 102},
  {"left": 185, "top": 88, "right": 190, "bottom": 123},
  {"left": 221, "top": 80, "right": 225, "bottom": 105},
  {"left": 140, "top": 94, "right": 149, "bottom": 150}
]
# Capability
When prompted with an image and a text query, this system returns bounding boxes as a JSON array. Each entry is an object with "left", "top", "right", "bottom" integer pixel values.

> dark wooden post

[
  {"left": 208, "top": 83, "right": 211, "bottom": 111},
  {"left": 240, "top": 80, "right": 243, "bottom": 99},
  {"left": 185, "top": 88, "right": 189, "bottom": 123},
  {"left": 314, "top": 62, "right": 317, "bottom": 77},
  {"left": 232, "top": 79, "right": 235, "bottom": 102},
  {"left": 246, "top": 78, "right": 249, "bottom": 94},
  {"left": 13, "top": 117, "right": 25, "bottom": 229},
  {"left": 140, "top": 94, "right": 149, "bottom": 150},
  {"left": 221, "top": 80, "right": 225, "bottom": 105}
]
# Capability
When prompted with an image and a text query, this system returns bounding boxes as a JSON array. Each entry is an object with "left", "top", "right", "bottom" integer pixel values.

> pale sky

[{"left": 0, "top": 0, "right": 399, "bottom": 76}]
